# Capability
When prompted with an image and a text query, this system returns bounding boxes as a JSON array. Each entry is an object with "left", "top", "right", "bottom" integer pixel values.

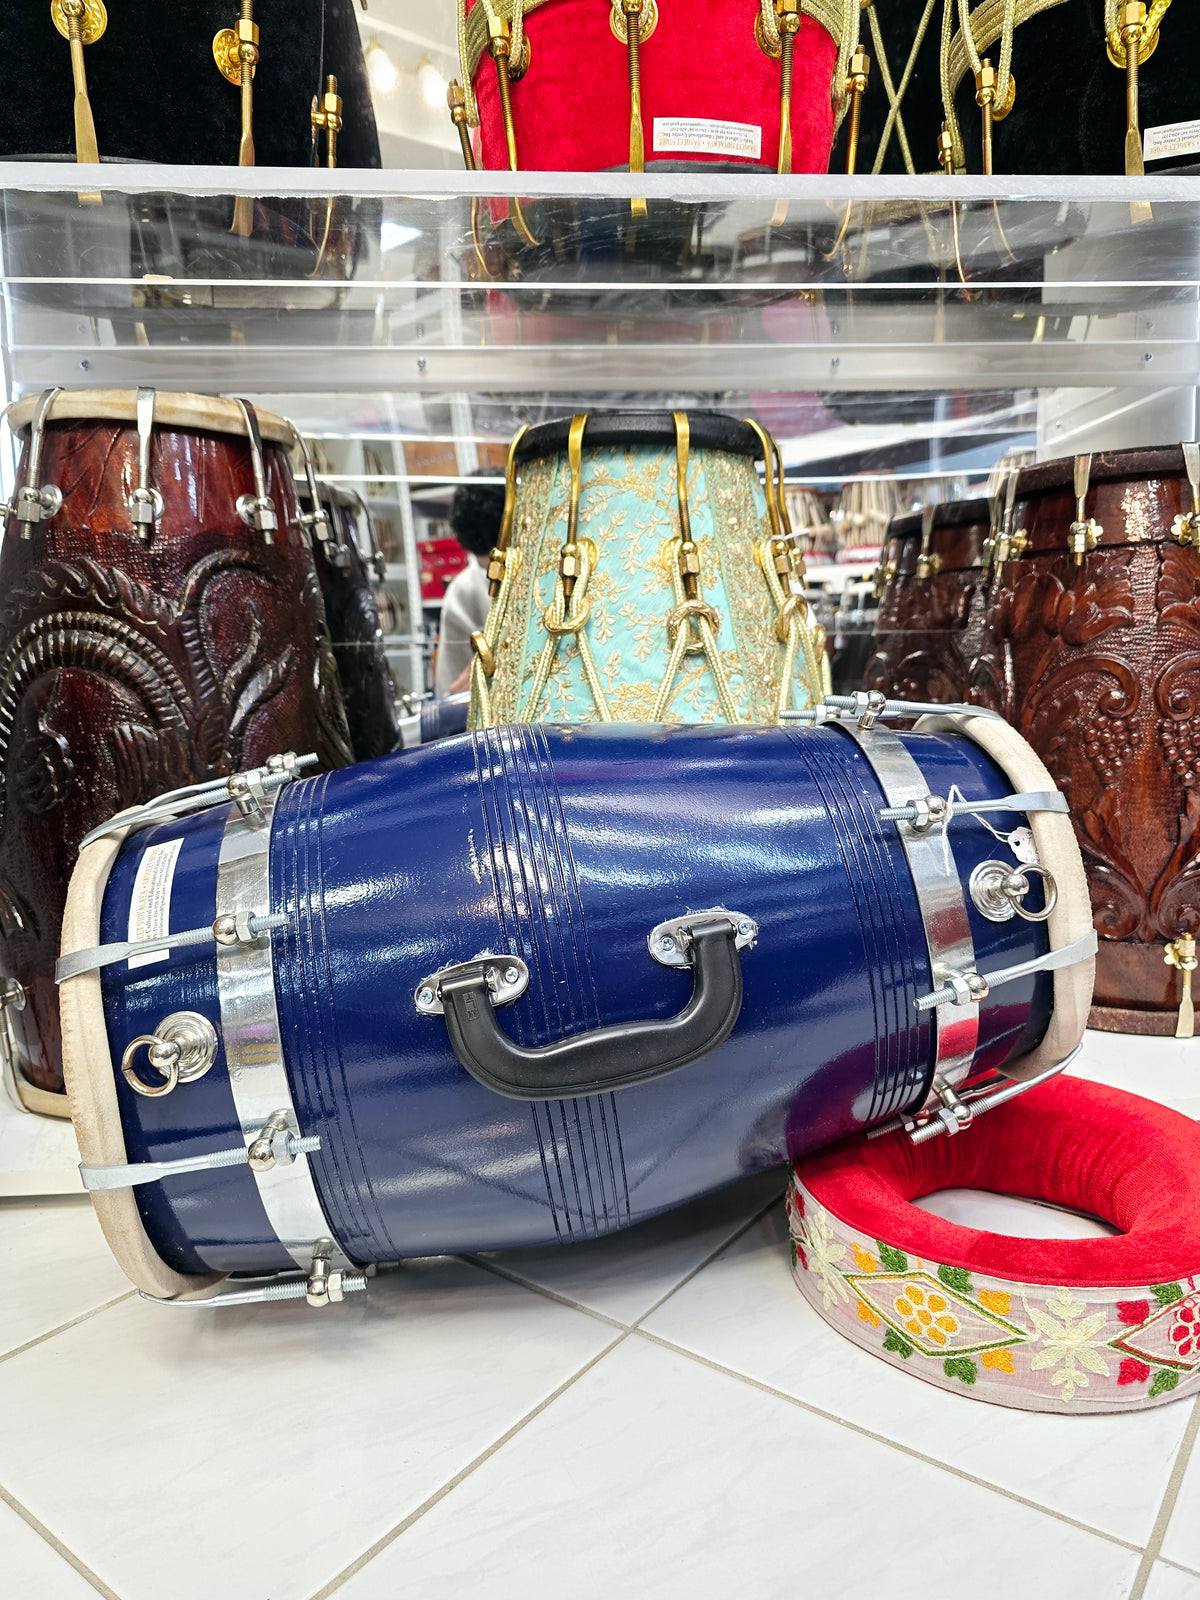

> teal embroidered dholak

[{"left": 474, "top": 413, "right": 827, "bottom": 727}]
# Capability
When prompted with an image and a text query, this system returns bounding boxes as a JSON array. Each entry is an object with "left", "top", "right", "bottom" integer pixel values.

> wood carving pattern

[
  {"left": 873, "top": 454, "right": 1200, "bottom": 1031},
  {"left": 0, "top": 415, "right": 352, "bottom": 1100}
]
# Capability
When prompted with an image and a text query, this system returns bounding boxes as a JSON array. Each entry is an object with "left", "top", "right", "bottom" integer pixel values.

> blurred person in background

[{"left": 435, "top": 468, "right": 505, "bottom": 696}]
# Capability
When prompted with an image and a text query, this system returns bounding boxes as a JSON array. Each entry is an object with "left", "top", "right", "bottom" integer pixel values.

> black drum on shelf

[
  {"left": 0, "top": 0, "right": 380, "bottom": 320},
  {"left": 301, "top": 483, "right": 402, "bottom": 763}
]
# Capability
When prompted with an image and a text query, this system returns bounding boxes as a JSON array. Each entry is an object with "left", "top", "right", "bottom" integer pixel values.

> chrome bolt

[
  {"left": 417, "top": 986, "right": 435, "bottom": 1008},
  {"left": 737, "top": 920, "right": 752, "bottom": 937},
  {"left": 658, "top": 935, "right": 676, "bottom": 954},
  {"left": 503, "top": 966, "right": 520, "bottom": 985},
  {"left": 212, "top": 913, "right": 239, "bottom": 946}
]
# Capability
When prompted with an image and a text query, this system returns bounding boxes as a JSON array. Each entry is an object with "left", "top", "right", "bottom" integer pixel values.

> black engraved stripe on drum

[
  {"left": 472, "top": 724, "right": 631, "bottom": 1239},
  {"left": 269, "top": 769, "right": 398, "bottom": 1264},
  {"left": 782, "top": 729, "right": 931, "bottom": 1126}
]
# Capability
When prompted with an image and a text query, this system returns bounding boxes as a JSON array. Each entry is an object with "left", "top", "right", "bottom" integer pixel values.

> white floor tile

[
  {"left": 474, "top": 1167, "right": 786, "bottom": 1324},
  {"left": 0, "top": 1257, "right": 616, "bottom": 1600},
  {"left": 642, "top": 1206, "right": 1193, "bottom": 1548},
  {"left": 336, "top": 1334, "right": 1139, "bottom": 1600},
  {"left": 1160, "top": 1412, "right": 1200, "bottom": 1571},
  {"left": 1144, "top": 1563, "right": 1200, "bottom": 1600},
  {"left": 0, "top": 1094, "right": 83, "bottom": 1197},
  {"left": 0, "top": 1496, "right": 105, "bottom": 1600},
  {"left": 1071, "top": 1031, "right": 1200, "bottom": 1116},
  {"left": 0, "top": 1197, "right": 130, "bottom": 1359}
]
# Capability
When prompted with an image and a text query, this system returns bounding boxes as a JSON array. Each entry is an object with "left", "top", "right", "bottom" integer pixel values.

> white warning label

[
  {"left": 126, "top": 837, "right": 184, "bottom": 970},
  {"left": 652, "top": 117, "right": 762, "bottom": 162}
]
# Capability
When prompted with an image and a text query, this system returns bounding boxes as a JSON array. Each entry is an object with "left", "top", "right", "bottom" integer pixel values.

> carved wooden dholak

[
  {"left": 967, "top": 448, "right": 1200, "bottom": 1037},
  {"left": 304, "top": 484, "right": 400, "bottom": 762},
  {"left": 862, "top": 499, "right": 990, "bottom": 704},
  {"left": 0, "top": 389, "right": 353, "bottom": 1113}
]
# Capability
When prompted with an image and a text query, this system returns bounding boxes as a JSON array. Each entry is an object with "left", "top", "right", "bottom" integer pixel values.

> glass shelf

[{"left": 2, "top": 166, "right": 1198, "bottom": 483}]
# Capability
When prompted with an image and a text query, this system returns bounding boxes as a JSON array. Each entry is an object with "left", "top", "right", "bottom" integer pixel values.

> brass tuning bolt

[
  {"left": 214, "top": 1, "right": 260, "bottom": 236},
  {"left": 447, "top": 79, "right": 477, "bottom": 171},
  {"left": 621, "top": 0, "right": 648, "bottom": 218},
  {"left": 311, "top": 75, "right": 342, "bottom": 168},
  {"left": 774, "top": 0, "right": 801, "bottom": 178},
  {"left": 486, "top": 13, "right": 538, "bottom": 248},
  {"left": 973, "top": 57, "right": 1014, "bottom": 176},
  {"left": 51, "top": 0, "right": 107, "bottom": 202},
  {"left": 937, "top": 121, "right": 955, "bottom": 174},
  {"left": 1118, "top": 1, "right": 1148, "bottom": 178},
  {"left": 1164, "top": 935, "right": 1197, "bottom": 1039},
  {"left": 843, "top": 48, "right": 870, "bottom": 176}
]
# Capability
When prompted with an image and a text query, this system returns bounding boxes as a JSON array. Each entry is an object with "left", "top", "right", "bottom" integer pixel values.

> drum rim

[
  {"left": 5, "top": 390, "right": 295, "bottom": 447},
  {"left": 886, "top": 498, "right": 992, "bottom": 539},
  {"left": 515, "top": 411, "right": 765, "bottom": 462},
  {"left": 1016, "top": 446, "right": 1187, "bottom": 496}
]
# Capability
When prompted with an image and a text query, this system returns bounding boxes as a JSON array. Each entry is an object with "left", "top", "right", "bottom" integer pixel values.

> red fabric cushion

[
  {"left": 797, "top": 1077, "right": 1200, "bottom": 1288},
  {"left": 470, "top": 0, "right": 838, "bottom": 172}
]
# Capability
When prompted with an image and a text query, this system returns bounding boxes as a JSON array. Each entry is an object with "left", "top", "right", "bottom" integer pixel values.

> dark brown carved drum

[
  {"left": 969, "top": 448, "right": 1200, "bottom": 1036},
  {"left": 0, "top": 389, "right": 353, "bottom": 1113},
  {"left": 307, "top": 485, "right": 400, "bottom": 762},
  {"left": 863, "top": 499, "right": 990, "bottom": 704}
]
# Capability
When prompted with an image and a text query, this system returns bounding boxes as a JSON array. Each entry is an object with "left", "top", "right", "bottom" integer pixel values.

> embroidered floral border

[{"left": 788, "top": 1176, "right": 1200, "bottom": 1412}]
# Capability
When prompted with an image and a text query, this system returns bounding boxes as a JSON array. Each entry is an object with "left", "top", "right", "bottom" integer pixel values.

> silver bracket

[
  {"left": 79, "top": 1115, "right": 321, "bottom": 1190},
  {"left": 868, "top": 1044, "right": 1084, "bottom": 1145},
  {"left": 235, "top": 398, "right": 278, "bottom": 541},
  {"left": 415, "top": 953, "right": 530, "bottom": 1016},
  {"left": 247, "top": 1108, "right": 307, "bottom": 1171},
  {"left": 647, "top": 908, "right": 758, "bottom": 968},
  {"left": 128, "top": 387, "right": 164, "bottom": 538},
  {"left": 7, "top": 386, "right": 63, "bottom": 539},
  {"left": 138, "top": 1255, "right": 370, "bottom": 1310},
  {"left": 782, "top": 693, "right": 1005, "bottom": 730},
  {"left": 77, "top": 750, "right": 318, "bottom": 851}
]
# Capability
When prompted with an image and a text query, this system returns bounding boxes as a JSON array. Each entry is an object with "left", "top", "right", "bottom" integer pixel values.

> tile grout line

[
  {"left": 1128, "top": 1394, "right": 1200, "bottom": 1600},
  {"left": 461, "top": 1189, "right": 785, "bottom": 1332},
  {"left": 306, "top": 1327, "right": 636, "bottom": 1600},
  {"left": 636, "top": 1326, "right": 1148, "bottom": 1556},
  {"left": 0, "top": 1288, "right": 136, "bottom": 1370},
  {"left": 1158, "top": 1557, "right": 1200, "bottom": 1581},
  {"left": 457, "top": 1254, "right": 628, "bottom": 1328},
  {"left": 0, "top": 1480, "right": 125, "bottom": 1600}
]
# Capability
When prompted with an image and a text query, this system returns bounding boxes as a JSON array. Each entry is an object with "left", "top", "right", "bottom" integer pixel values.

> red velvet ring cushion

[{"left": 798, "top": 1077, "right": 1200, "bottom": 1289}]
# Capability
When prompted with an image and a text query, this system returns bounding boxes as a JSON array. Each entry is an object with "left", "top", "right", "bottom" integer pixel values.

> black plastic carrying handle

[{"left": 437, "top": 916, "right": 746, "bottom": 1100}]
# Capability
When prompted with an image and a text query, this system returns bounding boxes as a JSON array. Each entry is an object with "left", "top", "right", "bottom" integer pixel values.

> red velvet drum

[
  {"left": 0, "top": 390, "right": 353, "bottom": 1114},
  {"left": 467, "top": 0, "right": 840, "bottom": 174}
]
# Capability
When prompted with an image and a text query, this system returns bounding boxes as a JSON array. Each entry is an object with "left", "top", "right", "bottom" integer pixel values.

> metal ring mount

[
  {"left": 969, "top": 860, "right": 1058, "bottom": 924},
  {"left": 119, "top": 1011, "right": 218, "bottom": 1098},
  {"left": 667, "top": 598, "right": 721, "bottom": 649},
  {"left": 121, "top": 1036, "right": 180, "bottom": 1098}
]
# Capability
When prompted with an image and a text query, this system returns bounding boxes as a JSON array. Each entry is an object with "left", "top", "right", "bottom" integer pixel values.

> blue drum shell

[{"left": 98, "top": 723, "right": 1052, "bottom": 1275}]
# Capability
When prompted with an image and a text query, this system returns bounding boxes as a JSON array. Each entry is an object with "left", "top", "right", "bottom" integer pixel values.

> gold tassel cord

[
  {"left": 470, "top": 424, "right": 528, "bottom": 728},
  {"left": 649, "top": 415, "right": 741, "bottom": 725},
  {"left": 519, "top": 417, "right": 613, "bottom": 724}
]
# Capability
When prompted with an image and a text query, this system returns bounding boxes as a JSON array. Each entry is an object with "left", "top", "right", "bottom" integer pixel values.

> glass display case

[{"left": 3, "top": 165, "right": 1199, "bottom": 697}]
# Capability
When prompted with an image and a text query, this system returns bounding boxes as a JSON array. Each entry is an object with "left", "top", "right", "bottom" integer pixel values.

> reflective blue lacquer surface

[{"left": 99, "top": 722, "right": 1051, "bottom": 1275}]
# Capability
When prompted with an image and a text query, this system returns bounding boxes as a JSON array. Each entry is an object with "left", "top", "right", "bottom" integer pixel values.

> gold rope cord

[
  {"left": 866, "top": 0, "right": 939, "bottom": 174},
  {"left": 469, "top": 426, "right": 528, "bottom": 728},
  {"left": 743, "top": 419, "right": 825, "bottom": 717},
  {"left": 941, "top": 0, "right": 1066, "bottom": 168},
  {"left": 518, "top": 415, "right": 614, "bottom": 724},
  {"left": 649, "top": 414, "right": 741, "bottom": 725}
]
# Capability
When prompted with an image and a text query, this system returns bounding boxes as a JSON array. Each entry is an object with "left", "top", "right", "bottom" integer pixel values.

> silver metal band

[
  {"left": 840, "top": 723, "right": 979, "bottom": 1099},
  {"left": 216, "top": 798, "right": 349, "bottom": 1270}
]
